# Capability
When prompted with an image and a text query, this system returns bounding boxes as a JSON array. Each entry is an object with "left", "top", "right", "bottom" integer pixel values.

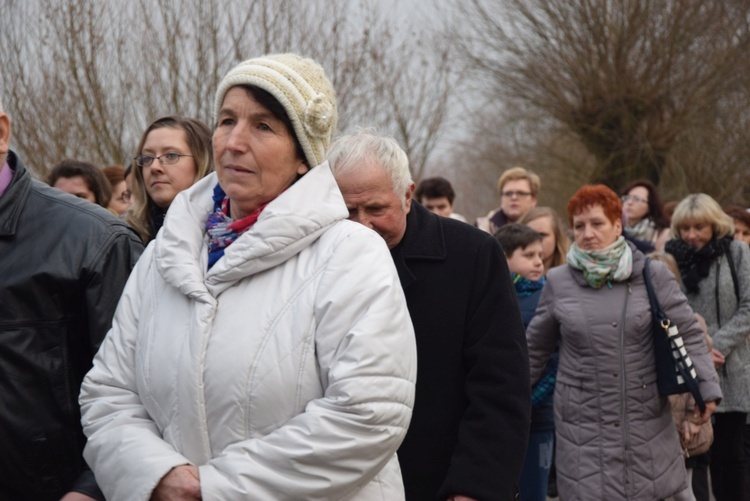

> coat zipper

[{"left": 620, "top": 281, "right": 632, "bottom": 493}]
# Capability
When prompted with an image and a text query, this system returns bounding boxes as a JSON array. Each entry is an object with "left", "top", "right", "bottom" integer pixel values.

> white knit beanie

[{"left": 214, "top": 53, "right": 338, "bottom": 168}]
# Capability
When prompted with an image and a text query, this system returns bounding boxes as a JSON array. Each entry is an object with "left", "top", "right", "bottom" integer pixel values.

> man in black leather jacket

[{"left": 0, "top": 101, "right": 143, "bottom": 500}]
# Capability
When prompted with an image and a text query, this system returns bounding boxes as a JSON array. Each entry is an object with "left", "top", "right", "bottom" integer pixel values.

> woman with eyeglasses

[
  {"left": 125, "top": 116, "right": 213, "bottom": 244},
  {"left": 620, "top": 179, "right": 670, "bottom": 252},
  {"left": 102, "top": 164, "right": 132, "bottom": 216}
]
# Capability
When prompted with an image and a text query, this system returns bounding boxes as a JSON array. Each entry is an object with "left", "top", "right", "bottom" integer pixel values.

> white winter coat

[{"left": 80, "top": 164, "right": 417, "bottom": 500}]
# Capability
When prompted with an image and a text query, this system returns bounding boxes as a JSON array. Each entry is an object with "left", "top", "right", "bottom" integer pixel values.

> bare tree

[
  {"left": 0, "top": 0, "right": 455, "bottom": 181},
  {"left": 445, "top": 0, "right": 750, "bottom": 200}
]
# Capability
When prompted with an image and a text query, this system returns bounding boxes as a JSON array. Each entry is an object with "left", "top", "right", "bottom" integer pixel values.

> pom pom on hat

[{"left": 214, "top": 54, "right": 338, "bottom": 168}]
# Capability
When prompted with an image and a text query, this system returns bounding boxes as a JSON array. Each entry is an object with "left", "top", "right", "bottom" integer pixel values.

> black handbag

[{"left": 643, "top": 258, "right": 706, "bottom": 412}]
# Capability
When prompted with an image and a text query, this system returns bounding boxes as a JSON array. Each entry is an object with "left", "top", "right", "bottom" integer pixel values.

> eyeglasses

[
  {"left": 501, "top": 190, "right": 533, "bottom": 199},
  {"left": 117, "top": 190, "right": 131, "bottom": 204},
  {"left": 135, "top": 152, "right": 193, "bottom": 167},
  {"left": 621, "top": 194, "right": 648, "bottom": 205}
]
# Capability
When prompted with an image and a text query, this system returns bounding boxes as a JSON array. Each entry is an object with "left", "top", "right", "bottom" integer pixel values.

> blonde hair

[
  {"left": 497, "top": 166, "right": 540, "bottom": 196},
  {"left": 670, "top": 193, "right": 734, "bottom": 240},
  {"left": 519, "top": 207, "right": 571, "bottom": 269},
  {"left": 126, "top": 116, "right": 213, "bottom": 244}
]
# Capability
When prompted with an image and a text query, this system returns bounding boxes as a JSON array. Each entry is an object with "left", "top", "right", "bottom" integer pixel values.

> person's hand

[
  {"left": 447, "top": 496, "right": 480, "bottom": 501},
  {"left": 60, "top": 493, "right": 99, "bottom": 501},
  {"left": 680, "top": 418, "right": 702, "bottom": 446},
  {"left": 692, "top": 400, "right": 717, "bottom": 425},
  {"left": 151, "top": 465, "right": 201, "bottom": 501},
  {"left": 710, "top": 348, "right": 725, "bottom": 369}
]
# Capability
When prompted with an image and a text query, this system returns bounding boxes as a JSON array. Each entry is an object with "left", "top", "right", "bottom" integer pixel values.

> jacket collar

[
  {"left": 154, "top": 162, "right": 348, "bottom": 299},
  {"left": 0, "top": 151, "right": 31, "bottom": 237},
  {"left": 490, "top": 208, "right": 509, "bottom": 228},
  {"left": 390, "top": 202, "right": 447, "bottom": 289}
]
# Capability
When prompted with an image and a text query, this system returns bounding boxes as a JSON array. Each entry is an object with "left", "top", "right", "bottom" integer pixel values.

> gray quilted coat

[
  {"left": 527, "top": 246, "right": 722, "bottom": 500},
  {"left": 682, "top": 239, "right": 750, "bottom": 413}
]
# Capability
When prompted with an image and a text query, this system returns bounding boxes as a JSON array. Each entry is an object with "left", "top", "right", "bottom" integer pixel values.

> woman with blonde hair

[
  {"left": 519, "top": 206, "right": 570, "bottom": 273},
  {"left": 126, "top": 116, "right": 213, "bottom": 244},
  {"left": 666, "top": 193, "right": 750, "bottom": 501}
]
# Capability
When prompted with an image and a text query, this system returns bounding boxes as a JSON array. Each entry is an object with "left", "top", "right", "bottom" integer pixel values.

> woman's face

[
  {"left": 141, "top": 127, "right": 197, "bottom": 210},
  {"left": 623, "top": 186, "right": 650, "bottom": 224},
  {"left": 213, "top": 87, "right": 308, "bottom": 219},
  {"left": 108, "top": 180, "right": 131, "bottom": 215},
  {"left": 678, "top": 218, "right": 714, "bottom": 250},
  {"left": 572, "top": 204, "right": 622, "bottom": 251},
  {"left": 525, "top": 216, "right": 556, "bottom": 270},
  {"left": 734, "top": 219, "right": 750, "bottom": 245},
  {"left": 53, "top": 175, "right": 96, "bottom": 203}
]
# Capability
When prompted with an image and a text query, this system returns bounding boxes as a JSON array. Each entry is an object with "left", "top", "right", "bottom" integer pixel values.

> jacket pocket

[
  {"left": 31, "top": 429, "right": 81, "bottom": 490},
  {"left": 556, "top": 373, "right": 584, "bottom": 424},
  {"left": 638, "top": 370, "right": 664, "bottom": 419}
]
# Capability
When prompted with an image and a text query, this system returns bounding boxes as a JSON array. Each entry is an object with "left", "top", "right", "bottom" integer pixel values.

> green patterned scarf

[
  {"left": 567, "top": 236, "right": 633, "bottom": 288},
  {"left": 625, "top": 217, "right": 658, "bottom": 243}
]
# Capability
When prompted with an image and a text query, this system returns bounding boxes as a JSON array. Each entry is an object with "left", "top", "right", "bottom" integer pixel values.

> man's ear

[
  {"left": 404, "top": 182, "right": 416, "bottom": 213},
  {"left": 0, "top": 113, "right": 11, "bottom": 158}
]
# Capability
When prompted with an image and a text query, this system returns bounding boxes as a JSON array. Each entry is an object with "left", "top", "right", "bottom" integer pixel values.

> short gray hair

[{"left": 328, "top": 130, "right": 413, "bottom": 204}]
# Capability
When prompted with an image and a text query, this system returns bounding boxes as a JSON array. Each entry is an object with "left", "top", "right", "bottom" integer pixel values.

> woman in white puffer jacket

[{"left": 79, "top": 54, "right": 417, "bottom": 501}]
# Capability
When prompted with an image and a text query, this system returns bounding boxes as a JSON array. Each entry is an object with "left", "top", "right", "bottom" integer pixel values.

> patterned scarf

[
  {"left": 567, "top": 236, "right": 633, "bottom": 288},
  {"left": 205, "top": 183, "right": 266, "bottom": 269},
  {"left": 665, "top": 236, "right": 732, "bottom": 294},
  {"left": 512, "top": 273, "right": 546, "bottom": 297},
  {"left": 625, "top": 217, "right": 658, "bottom": 243}
]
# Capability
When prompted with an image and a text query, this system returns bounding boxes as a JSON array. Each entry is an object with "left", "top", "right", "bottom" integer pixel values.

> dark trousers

[
  {"left": 686, "top": 452, "right": 710, "bottom": 501},
  {"left": 710, "top": 411, "right": 748, "bottom": 501}
]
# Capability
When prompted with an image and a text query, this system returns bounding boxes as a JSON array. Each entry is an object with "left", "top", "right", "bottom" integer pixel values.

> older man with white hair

[
  {"left": 0, "top": 99, "right": 142, "bottom": 500},
  {"left": 329, "top": 131, "right": 531, "bottom": 501}
]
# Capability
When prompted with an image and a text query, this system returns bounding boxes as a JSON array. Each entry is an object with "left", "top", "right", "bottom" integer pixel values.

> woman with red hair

[{"left": 526, "top": 184, "right": 721, "bottom": 500}]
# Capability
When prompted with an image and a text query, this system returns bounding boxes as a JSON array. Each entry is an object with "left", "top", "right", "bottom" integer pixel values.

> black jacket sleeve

[
  {"left": 73, "top": 227, "right": 143, "bottom": 499},
  {"left": 439, "top": 237, "right": 531, "bottom": 501}
]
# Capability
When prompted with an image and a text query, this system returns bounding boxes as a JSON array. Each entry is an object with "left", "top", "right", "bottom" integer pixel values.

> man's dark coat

[
  {"left": 0, "top": 151, "right": 143, "bottom": 500},
  {"left": 392, "top": 202, "right": 531, "bottom": 501}
]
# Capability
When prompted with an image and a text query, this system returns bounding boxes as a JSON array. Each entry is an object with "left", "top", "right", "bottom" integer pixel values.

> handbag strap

[
  {"left": 727, "top": 250, "right": 741, "bottom": 303},
  {"left": 643, "top": 257, "right": 670, "bottom": 328},
  {"left": 645, "top": 257, "right": 707, "bottom": 413}
]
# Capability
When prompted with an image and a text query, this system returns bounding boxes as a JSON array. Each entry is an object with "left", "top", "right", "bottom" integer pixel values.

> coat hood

[{"left": 153, "top": 162, "right": 348, "bottom": 299}]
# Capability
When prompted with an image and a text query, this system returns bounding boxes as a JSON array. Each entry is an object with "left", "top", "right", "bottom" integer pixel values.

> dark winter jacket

[
  {"left": 0, "top": 151, "right": 143, "bottom": 500},
  {"left": 393, "top": 202, "right": 531, "bottom": 501}
]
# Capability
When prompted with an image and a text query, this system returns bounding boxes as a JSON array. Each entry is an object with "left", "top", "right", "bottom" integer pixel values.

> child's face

[{"left": 507, "top": 241, "right": 545, "bottom": 282}]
